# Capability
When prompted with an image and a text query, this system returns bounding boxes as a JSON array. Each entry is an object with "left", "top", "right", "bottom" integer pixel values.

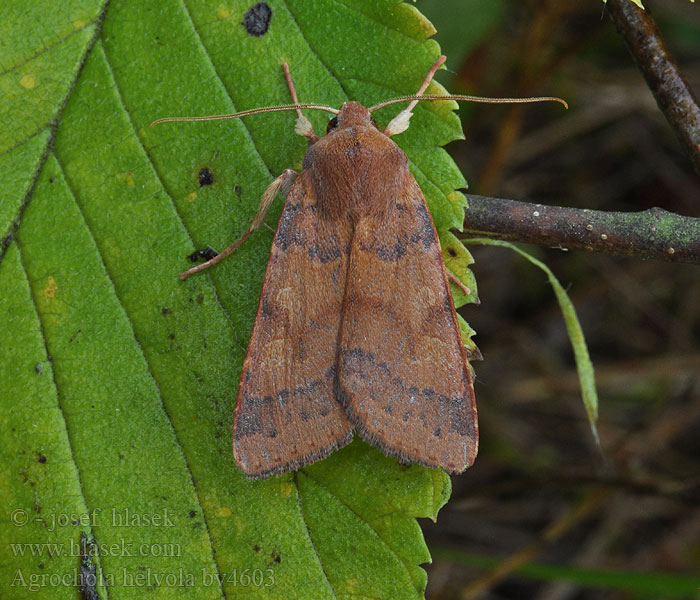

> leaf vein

[
  {"left": 53, "top": 106, "right": 229, "bottom": 600},
  {"left": 301, "top": 470, "right": 417, "bottom": 590},
  {"left": 13, "top": 233, "right": 110, "bottom": 600}
]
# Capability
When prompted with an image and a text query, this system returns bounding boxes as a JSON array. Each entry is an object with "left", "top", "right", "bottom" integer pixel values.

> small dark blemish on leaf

[
  {"left": 188, "top": 247, "right": 218, "bottom": 263},
  {"left": 270, "top": 550, "right": 281, "bottom": 564},
  {"left": 242, "top": 2, "right": 272, "bottom": 37},
  {"left": 447, "top": 247, "right": 457, "bottom": 257},
  {"left": 198, "top": 167, "right": 214, "bottom": 186},
  {"left": 37, "top": 454, "right": 47, "bottom": 464},
  {"left": 162, "top": 307, "right": 170, "bottom": 315},
  {"left": 234, "top": 185, "right": 242, "bottom": 198},
  {"left": 188, "top": 510, "right": 196, "bottom": 518},
  {"left": 253, "top": 544, "right": 260, "bottom": 552},
  {"left": 168, "top": 333, "right": 175, "bottom": 340},
  {"left": 196, "top": 294, "right": 204, "bottom": 304},
  {"left": 49, "top": 177, "right": 55, "bottom": 183},
  {"left": 69, "top": 329, "right": 81, "bottom": 343}
]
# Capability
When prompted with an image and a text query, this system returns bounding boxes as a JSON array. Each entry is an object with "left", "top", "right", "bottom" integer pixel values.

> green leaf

[
  {"left": 416, "top": 0, "right": 507, "bottom": 83},
  {"left": 1, "top": 1, "right": 474, "bottom": 598},
  {"left": 464, "top": 239, "right": 600, "bottom": 444}
]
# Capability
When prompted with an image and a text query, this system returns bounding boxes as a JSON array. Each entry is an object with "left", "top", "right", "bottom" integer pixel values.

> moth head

[{"left": 328, "top": 102, "right": 379, "bottom": 133}]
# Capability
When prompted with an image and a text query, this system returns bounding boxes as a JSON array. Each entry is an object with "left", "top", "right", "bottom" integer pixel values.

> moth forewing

[
  {"left": 336, "top": 162, "right": 477, "bottom": 473},
  {"left": 232, "top": 170, "right": 354, "bottom": 479}
]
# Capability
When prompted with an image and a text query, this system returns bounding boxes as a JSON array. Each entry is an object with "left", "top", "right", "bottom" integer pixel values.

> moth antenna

[
  {"left": 282, "top": 62, "right": 318, "bottom": 142},
  {"left": 383, "top": 55, "right": 447, "bottom": 136},
  {"left": 375, "top": 93, "right": 568, "bottom": 136},
  {"left": 372, "top": 94, "right": 568, "bottom": 114},
  {"left": 150, "top": 104, "right": 338, "bottom": 127},
  {"left": 372, "top": 55, "right": 566, "bottom": 136}
]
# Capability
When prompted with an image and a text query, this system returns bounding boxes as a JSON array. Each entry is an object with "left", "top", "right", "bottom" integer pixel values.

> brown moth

[{"left": 153, "top": 57, "right": 565, "bottom": 479}]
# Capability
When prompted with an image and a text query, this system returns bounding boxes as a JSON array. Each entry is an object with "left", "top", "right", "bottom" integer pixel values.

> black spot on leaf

[
  {"left": 188, "top": 247, "right": 218, "bottom": 262},
  {"left": 198, "top": 167, "right": 214, "bottom": 186},
  {"left": 242, "top": 3, "right": 272, "bottom": 37}
]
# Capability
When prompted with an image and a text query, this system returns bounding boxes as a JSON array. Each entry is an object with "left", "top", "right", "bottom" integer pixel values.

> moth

[{"left": 153, "top": 57, "right": 564, "bottom": 479}]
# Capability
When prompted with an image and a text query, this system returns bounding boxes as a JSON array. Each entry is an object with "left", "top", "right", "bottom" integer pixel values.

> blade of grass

[
  {"left": 433, "top": 546, "right": 698, "bottom": 597},
  {"left": 464, "top": 238, "right": 599, "bottom": 445}
]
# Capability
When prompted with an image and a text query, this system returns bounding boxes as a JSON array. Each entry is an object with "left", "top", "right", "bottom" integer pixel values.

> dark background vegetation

[{"left": 414, "top": 1, "right": 700, "bottom": 598}]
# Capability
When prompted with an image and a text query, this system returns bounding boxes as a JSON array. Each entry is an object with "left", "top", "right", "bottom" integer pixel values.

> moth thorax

[{"left": 336, "top": 102, "right": 373, "bottom": 128}]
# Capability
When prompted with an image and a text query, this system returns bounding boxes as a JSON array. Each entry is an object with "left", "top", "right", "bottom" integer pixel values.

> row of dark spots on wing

[
  {"left": 398, "top": 385, "right": 436, "bottom": 432},
  {"left": 443, "top": 292, "right": 456, "bottom": 317},
  {"left": 341, "top": 347, "right": 392, "bottom": 378},
  {"left": 307, "top": 234, "right": 344, "bottom": 262},
  {"left": 259, "top": 294, "right": 277, "bottom": 321},
  {"left": 295, "top": 379, "right": 327, "bottom": 421},
  {"left": 361, "top": 202, "right": 437, "bottom": 261},
  {"left": 341, "top": 355, "right": 476, "bottom": 441},
  {"left": 274, "top": 202, "right": 348, "bottom": 263},
  {"left": 236, "top": 377, "right": 328, "bottom": 438},
  {"left": 274, "top": 202, "right": 303, "bottom": 251},
  {"left": 414, "top": 201, "right": 439, "bottom": 248},
  {"left": 341, "top": 349, "right": 438, "bottom": 425}
]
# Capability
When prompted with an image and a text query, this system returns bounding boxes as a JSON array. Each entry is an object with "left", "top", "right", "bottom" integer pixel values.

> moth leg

[
  {"left": 179, "top": 169, "right": 298, "bottom": 280},
  {"left": 447, "top": 270, "right": 471, "bottom": 297},
  {"left": 282, "top": 62, "right": 318, "bottom": 142}
]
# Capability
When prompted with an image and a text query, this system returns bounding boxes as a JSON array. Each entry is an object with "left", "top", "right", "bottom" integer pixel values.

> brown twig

[
  {"left": 606, "top": 0, "right": 700, "bottom": 175},
  {"left": 461, "top": 195, "right": 700, "bottom": 265}
]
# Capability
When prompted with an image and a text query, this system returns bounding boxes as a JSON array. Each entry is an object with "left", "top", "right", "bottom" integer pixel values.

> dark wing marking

[
  {"left": 233, "top": 172, "right": 353, "bottom": 478},
  {"left": 337, "top": 174, "right": 478, "bottom": 473}
]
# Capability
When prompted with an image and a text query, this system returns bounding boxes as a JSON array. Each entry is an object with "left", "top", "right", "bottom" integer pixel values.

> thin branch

[
  {"left": 461, "top": 195, "right": 700, "bottom": 265},
  {"left": 606, "top": 0, "right": 700, "bottom": 176}
]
